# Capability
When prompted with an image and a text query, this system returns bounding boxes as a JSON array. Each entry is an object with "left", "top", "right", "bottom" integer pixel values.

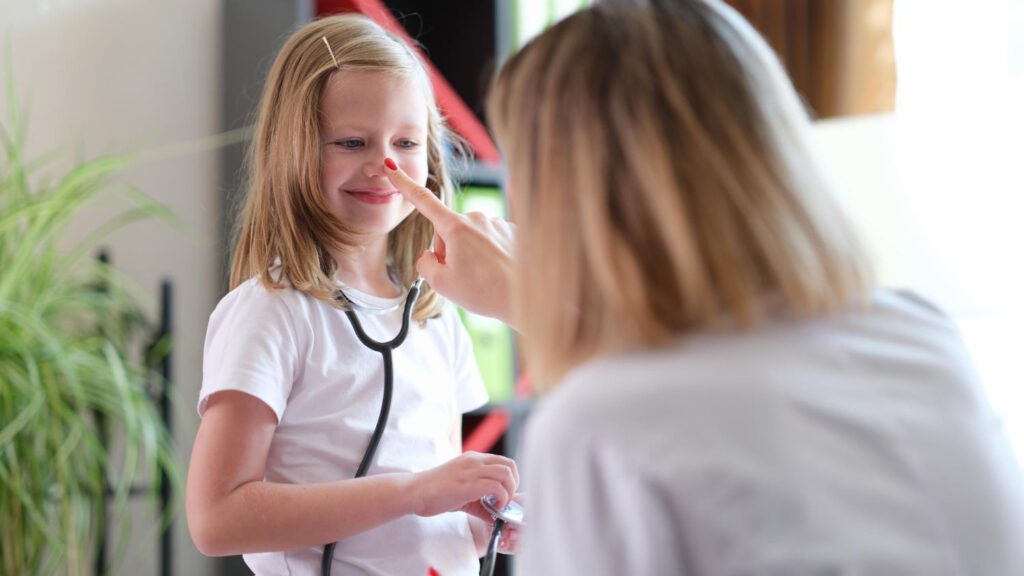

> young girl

[{"left": 186, "top": 15, "right": 519, "bottom": 575}]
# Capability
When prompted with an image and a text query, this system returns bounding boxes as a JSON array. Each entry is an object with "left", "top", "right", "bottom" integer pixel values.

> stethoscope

[
  {"left": 320, "top": 277, "right": 423, "bottom": 576},
  {"left": 318, "top": 278, "right": 519, "bottom": 576},
  {"left": 479, "top": 495, "right": 525, "bottom": 576}
]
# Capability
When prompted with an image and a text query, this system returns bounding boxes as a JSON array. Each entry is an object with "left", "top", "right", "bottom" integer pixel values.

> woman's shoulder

[
  {"left": 527, "top": 288, "right": 972, "bottom": 454},
  {"left": 864, "top": 288, "right": 957, "bottom": 330}
]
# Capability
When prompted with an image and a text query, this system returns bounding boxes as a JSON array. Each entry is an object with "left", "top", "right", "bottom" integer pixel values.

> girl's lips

[{"left": 346, "top": 189, "right": 398, "bottom": 204}]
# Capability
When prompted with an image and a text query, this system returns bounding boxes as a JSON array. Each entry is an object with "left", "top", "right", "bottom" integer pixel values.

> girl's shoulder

[
  {"left": 211, "top": 270, "right": 312, "bottom": 328},
  {"left": 432, "top": 299, "right": 470, "bottom": 336}
]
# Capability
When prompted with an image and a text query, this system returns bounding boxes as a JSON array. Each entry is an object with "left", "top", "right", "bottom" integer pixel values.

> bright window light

[{"left": 893, "top": 0, "right": 1024, "bottom": 463}]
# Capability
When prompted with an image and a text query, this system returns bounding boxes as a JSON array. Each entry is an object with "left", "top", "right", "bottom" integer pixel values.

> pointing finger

[{"left": 384, "top": 158, "right": 456, "bottom": 231}]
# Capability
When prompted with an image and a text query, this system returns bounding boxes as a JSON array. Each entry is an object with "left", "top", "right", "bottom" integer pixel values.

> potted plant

[{"left": 0, "top": 91, "right": 182, "bottom": 574}]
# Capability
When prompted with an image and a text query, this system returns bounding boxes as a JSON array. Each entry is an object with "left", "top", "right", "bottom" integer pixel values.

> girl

[{"left": 186, "top": 14, "right": 519, "bottom": 575}]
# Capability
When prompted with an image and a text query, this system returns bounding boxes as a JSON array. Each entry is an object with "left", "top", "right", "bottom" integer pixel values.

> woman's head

[
  {"left": 488, "top": 0, "right": 873, "bottom": 387},
  {"left": 231, "top": 14, "right": 453, "bottom": 319}
]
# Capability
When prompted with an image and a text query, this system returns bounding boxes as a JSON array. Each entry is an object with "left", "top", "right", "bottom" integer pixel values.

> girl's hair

[
  {"left": 230, "top": 14, "right": 456, "bottom": 321},
  {"left": 487, "top": 0, "right": 874, "bottom": 389}
]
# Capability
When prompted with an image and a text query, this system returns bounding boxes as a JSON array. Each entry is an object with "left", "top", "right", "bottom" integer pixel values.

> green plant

[{"left": 0, "top": 85, "right": 182, "bottom": 574}]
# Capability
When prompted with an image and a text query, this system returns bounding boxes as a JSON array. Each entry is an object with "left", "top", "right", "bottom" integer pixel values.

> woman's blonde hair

[
  {"left": 487, "top": 0, "right": 874, "bottom": 389},
  {"left": 230, "top": 14, "right": 456, "bottom": 320}
]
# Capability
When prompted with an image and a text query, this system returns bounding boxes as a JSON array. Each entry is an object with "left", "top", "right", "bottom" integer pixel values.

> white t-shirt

[
  {"left": 199, "top": 275, "right": 488, "bottom": 575},
  {"left": 519, "top": 290, "right": 1024, "bottom": 575}
]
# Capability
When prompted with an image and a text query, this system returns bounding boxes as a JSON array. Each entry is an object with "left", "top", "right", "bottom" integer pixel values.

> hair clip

[{"left": 322, "top": 36, "right": 339, "bottom": 68}]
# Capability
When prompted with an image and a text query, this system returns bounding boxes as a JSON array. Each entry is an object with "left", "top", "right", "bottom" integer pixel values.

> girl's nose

[
  {"left": 362, "top": 143, "right": 392, "bottom": 178},
  {"left": 362, "top": 161, "right": 386, "bottom": 179}
]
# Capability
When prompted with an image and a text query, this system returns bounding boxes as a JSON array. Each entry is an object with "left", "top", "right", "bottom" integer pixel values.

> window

[{"left": 892, "top": 0, "right": 1024, "bottom": 462}]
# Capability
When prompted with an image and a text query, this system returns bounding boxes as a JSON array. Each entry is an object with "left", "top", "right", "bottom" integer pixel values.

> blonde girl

[{"left": 186, "top": 14, "right": 519, "bottom": 575}]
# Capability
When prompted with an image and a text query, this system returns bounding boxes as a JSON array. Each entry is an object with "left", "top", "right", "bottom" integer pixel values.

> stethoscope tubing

[
  {"left": 480, "top": 518, "right": 505, "bottom": 576},
  {"left": 321, "top": 278, "right": 506, "bottom": 576},
  {"left": 321, "top": 279, "right": 423, "bottom": 576}
]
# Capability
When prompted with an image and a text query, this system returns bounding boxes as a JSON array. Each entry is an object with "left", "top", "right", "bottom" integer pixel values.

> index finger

[{"left": 384, "top": 158, "right": 456, "bottom": 230}]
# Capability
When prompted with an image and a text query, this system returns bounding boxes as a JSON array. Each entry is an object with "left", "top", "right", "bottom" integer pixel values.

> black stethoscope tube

[
  {"left": 321, "top": 280, "right": 422, "bottom": 576},
  {"left": 480, "top": 518, "right": 505, "bottom": 576}
]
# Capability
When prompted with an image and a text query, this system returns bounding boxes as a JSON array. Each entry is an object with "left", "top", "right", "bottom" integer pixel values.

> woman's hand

[
  {"left": 384, "top": 159, "right": 516, "bottom": 328},
  {"left": 411, "top": 451, "right": 519, "bottom": 521},
  {"left": 468, "top": 494, "right": 525, "bottom": 556},
  {"left": 495, "top": 520, "right": 522, "bottom": 555}
]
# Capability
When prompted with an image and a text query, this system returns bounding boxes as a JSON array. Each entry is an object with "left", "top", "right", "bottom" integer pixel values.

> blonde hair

[
  {"left": 230, "top": 14, "right": 456, "bottom": 320},
  {"left": 487, "top": 0, "right": 874, "bottom": 389}
]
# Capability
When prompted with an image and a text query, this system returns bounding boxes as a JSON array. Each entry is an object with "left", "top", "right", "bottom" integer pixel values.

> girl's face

[{"left": 319, "top": 69, "right": 429, "bottom": 240}]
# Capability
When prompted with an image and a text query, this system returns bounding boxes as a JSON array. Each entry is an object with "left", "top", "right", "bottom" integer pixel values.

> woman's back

[{"left": 520, "top": 290, "right": 1024, "bottom": 575}]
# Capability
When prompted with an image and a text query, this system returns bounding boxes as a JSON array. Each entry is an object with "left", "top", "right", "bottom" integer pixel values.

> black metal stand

[
  {"left": 156, "top": 280, "right": 174, "bottom": 576},
  {"left": 94, "top": 252, "right": 174, "bottom": 576}
]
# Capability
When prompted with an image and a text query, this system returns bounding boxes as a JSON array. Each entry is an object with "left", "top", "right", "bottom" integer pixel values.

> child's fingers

[
  {"left": 476, "top": 453, "right": 519, "bottom": 489},
  {"left": 480, "top": 481, "right": 511, "bottom": 511},
  {"left": 476, "top": 466, "right": 517, "bottom": 509},
  {"left": 384, "top": 158, "right": 456, "bottom": 232}
]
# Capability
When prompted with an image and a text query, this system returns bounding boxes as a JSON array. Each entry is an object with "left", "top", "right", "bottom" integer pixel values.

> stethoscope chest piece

[{"left": 480, "top": 495, "right": 525, "bottom": 527}]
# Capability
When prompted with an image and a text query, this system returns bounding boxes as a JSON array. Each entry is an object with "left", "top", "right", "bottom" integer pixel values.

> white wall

[
  {"left": 813, "top": 112, "right": 1024, "bottom": 465},
  {"left": 1, "top": 1, "right": 223, "bottom": 574},
  {"left": 813, "top": 0, "right": 1024, "bottom": 465}
]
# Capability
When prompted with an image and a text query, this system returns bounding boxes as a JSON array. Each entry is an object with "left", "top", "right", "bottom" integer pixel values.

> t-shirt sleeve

[
  {"left": 518, "top": 411, "right": 688, "bottom": 576},
  {"left": 197, "top": 281, "right": 301, "bottom": 423},
  {"left": 447, "top": 305, "right": 489, "bottom": 414}
]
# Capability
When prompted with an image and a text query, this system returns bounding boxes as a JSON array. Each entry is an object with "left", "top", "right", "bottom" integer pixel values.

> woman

[{"left": 384, "top": 0, "right": 1024, "bottom": 573}]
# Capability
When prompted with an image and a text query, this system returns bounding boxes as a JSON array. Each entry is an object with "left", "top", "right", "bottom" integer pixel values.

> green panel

[{"left": 455, "top": 186, "right": 515, "bottom": 404}]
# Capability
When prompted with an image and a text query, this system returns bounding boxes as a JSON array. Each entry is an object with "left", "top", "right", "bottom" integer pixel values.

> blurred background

[{"left": 1, "top": 0, "right": 1021, "bottom": 575}]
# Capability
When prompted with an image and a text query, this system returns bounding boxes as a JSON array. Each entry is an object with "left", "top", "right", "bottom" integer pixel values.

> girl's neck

[{"left": 329, "top": 240, "right": 400, "bottom": 298}]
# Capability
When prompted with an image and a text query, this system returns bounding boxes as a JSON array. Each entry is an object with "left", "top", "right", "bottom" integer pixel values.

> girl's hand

[{"left": 411, "top": 452, "right": 519, "bottom": 520}]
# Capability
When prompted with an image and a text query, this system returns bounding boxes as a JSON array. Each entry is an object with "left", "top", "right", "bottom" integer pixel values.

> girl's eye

[
  {"left": 335, "top": 139, "right": 363, "bottom": 149},
  {"left": 396, "top": 139, "right": 419, "bottom": 149}
]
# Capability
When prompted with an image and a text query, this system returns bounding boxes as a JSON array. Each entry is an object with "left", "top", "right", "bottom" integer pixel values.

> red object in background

[
  {"left": 462, "top": 371, "right": 533, "bottom": 453},
  {"left": 316, "top": 0, "right": 501, "bottom": 163},
  {"left": 462, "top": 373, "right": 533, "bottom": 453},
  {"left": 428, "top": 567, "right": 441, "bottom": 576},
  {"left": 463, "top": 409, "right": 510, "bottom": 454}
]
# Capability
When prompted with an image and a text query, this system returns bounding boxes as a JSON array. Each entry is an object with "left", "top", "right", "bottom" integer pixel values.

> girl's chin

[
  {"left": 329, "top": 205, "right": 415, "bottom": 235},
  {"left": 340, "top": 219, "right": 407, "bottom": 238}
]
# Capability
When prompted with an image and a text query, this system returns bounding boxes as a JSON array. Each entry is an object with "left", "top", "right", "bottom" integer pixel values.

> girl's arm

[{"left": 186, "top": 390, "right": 518, "bottom": 557}]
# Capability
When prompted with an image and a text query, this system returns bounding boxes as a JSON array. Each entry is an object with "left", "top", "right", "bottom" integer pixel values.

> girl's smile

[{"left": 345, "top": 187, "right": 400, "bottom": 204}]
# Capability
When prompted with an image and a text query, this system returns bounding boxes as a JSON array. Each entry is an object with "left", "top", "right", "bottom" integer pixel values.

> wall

[
  {"left": 813, "top": 113, "right": 1024, "bottom": 465},
  {"left": 814, "top": 0, "right": 1024, "bottom": 464},
  {"left": 1, "top": 0, "right": 222, "bottom": 574}
]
